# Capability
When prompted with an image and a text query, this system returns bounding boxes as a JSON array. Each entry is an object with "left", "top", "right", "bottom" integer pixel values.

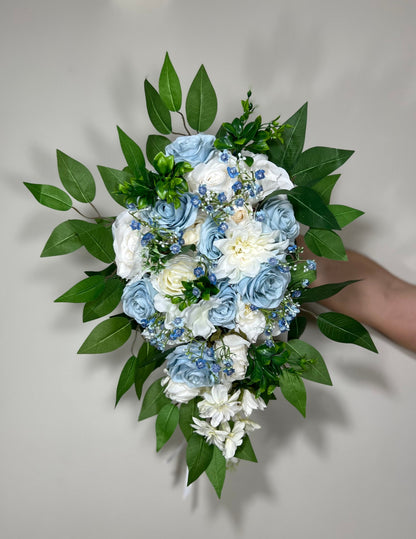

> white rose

[
  {"left": 250, "top": 154, "right": 294, "bottom": 201},
  {"left": 183, "top": 298, "right": 219, "bottom": 339},
  {"left": 216, "top": 334, "right": 250, "bottom": 382},
  {"left": 186, "top": 152, "right": 237, "bottom": 199},
  {"left": 182, "top": 212, "right": 204, "bottom": 245},
  {"left": 236, "top": 298, "right": 266, "bottom": 342},
  {"left": 162, "top": 374, "right": 201, "bottom": 404},
  {"left": 112, "top": 210, "right": 144, "bottom": 281},
  {"left": 152, "top": 254, "right": 197, "bottom": 296}
]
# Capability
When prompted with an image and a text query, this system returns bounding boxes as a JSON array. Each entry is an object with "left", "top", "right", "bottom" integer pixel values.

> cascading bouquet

[{"left": 25, "top": 53, "right": 377, "bottom": 498}]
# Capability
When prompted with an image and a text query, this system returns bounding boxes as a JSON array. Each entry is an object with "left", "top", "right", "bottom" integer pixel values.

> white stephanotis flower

[
  {"left": 233, "top": 416, "right": 262, "bottom": 432},
  {"left": 161, "top": 374, "right": 201, "bottom": 404},
  {"left": 151, "top": 253, "right": 197, "bottom": 296},
  {"left": 185, "top": 151, "right": 237, "bottom": 199},
  {"left": 191, "top": 417, "right": 228, "bottom": 451},
  {"left": 198, "top": 384, "right": 241, "bottom": 427},
  {"left": 112, "top": 210, "right": 145, "bottom": 281},
  {"left": 235, "top": 298, "right": 266, "bottom": 343},
  {"left": 222, "top": 421, "right": 246, "bottom": 459},
  {"left": 240, "top": 389, "right": 266, "bottom": 417},
  {"left": 216, "top": 334, "right": 250, "bottom": 382},
  {"left": 213, "top": 219, "right": 285, "bottom": 283}
]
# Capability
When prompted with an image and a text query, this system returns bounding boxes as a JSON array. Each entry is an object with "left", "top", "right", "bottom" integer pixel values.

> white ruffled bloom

[
  {"left": 112, "top": 210, "right": 144, "bottom": 280},
  {"left": 240, "top": 389, "right": 266, "bottom": 417},
  {"left": 183, "top": 298, "right": 220, "bottom": 339},
  {"left": 249, "top": 153, "right": 294, "bottom": 201},
  {"left": 213, "top": 220, "right": 283, "bottom": 283},
  {"left": 222, "top": 421, "right": 246, "bottom": 459},
  {"left": 186, "top": 152, "right": 237, "bottom": 199},
  {"left": 191, "top": 417, "right": 228, "bottom": 450},
  {"left": 198, "top": 384, "right": 241, "bottom": 427},
  {"left": 236, "top": 298, "right": 266, "bottom": 343},
  {"left": 161, "top": 374, "right": 201, "bottom": 404},
  {"left": 152, "top": 254, "right": 197, "bottom": 296},
  {"left": 216, "top": 334, "right": 250, "bottom": 382},
  {"left": 153, "top": 294, "right": 182, "bottom": 331}
]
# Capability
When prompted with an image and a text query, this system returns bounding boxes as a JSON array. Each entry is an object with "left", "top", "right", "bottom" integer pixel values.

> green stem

[{"left": 177, "top": 111, "right": 191, "bottom": 136}]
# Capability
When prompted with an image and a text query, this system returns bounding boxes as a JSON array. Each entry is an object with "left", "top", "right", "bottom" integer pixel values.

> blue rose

[
  {"left": 122, "top": 278, "right": 157, "bottom": 323},
  {"left": 166, "top": 342, "right": 218, "bottom": 388},
  {"left": 198, "top": 217, "right": 225, "bottom": 260},
  {"left": 208, "top": 281, "right": 237, "bottom": 329},
  {"left": 165, "top": 134, "right": 215, "bottom": 166},
  {"left": 148, "top": 193, "right": 198, "bottom": 233},
  {"left": 237, "top": 265, "right": 291, "bottom": 309},
  {"left": 261, "top": 196, "right": 300, "bottom": 242}
]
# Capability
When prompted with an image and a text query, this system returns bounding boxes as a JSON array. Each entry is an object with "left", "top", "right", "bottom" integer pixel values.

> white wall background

[{"left": 1, "top": 0, "right": 415, "bottom": 538}]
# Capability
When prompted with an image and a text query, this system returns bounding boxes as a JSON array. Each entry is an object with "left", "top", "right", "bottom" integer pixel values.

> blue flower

[
  {"left": 166, "top": 342, "right": 218, "bottom": 388},
  {"left": 198, "top": 217, "right": 225, "bottom": 260},
  {"left": 122, "top": 279, "right": 157, "bottom": 323},
  {"left": 227, "top": 166, "right": 238, "bottom": 178},
  {"left": 148, "top": 193, "right": 198, "bottom": 233},
  {"left": 208, "top": 281, "right": 238, "bottom": 329},
  {"left": 237, "top": 265, "right": 291, "bottom": 309},
  {"left": 165, "top": 134, "right": 215, "bottom": 166},
  {"left": 261, "top": 196, "right": 300, "bottom": 242}
]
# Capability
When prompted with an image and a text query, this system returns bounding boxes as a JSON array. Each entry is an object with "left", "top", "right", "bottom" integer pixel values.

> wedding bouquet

[{"left": 25, "top": 53, "right": 377, "bottom": 498}]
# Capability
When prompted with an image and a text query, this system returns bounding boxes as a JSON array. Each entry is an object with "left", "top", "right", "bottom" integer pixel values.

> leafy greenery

[
  {"left": 138, "top": 378, "right": 170, "bottom": 421},
  {"left": 115, "top": 355, "right": 138, "bottom": 407},
  {"left": 144, "top": 79, "right": 172, "bottom": 134},
  {"left": 55, "top": 275, "right": 106, "bottom": 303},
  {"left": 304, "top": 228, "right": 348, "bottom": 261},
  {"left": 186, "top": 64, "right": 217, "bottom": 132},
  {"left": 179, "top": 399, "right": 200, "bottom": 441},
  {"left": 317, "top": 312, "right": 378, "bottom": 352},
  {"left": 24, "top": 182, "right": 72, "bottom": 211},
  {"left": 186, "top": 433, "right": 214, "bottom": 485},
  {"left": 234, "top": 435, "right": 257, "bottom": 462},
  {"left": 41, "top": 220, "right": 83, "bottom": 257},
  {"left": 286, "top": 186, "right": 341, "bottom": 230},
  {"left": 169, "top": 275, "right": 219, "bottom": 311},
  {"left": 57, "top": 150, "right": 96, "bottom": 203},
  {"left": 159, "top": 52, "right": 182, "bottom": 112},
  {"left": 298, "top": 279, "right": 360, "bottom": 304},
  {"left": 279, "top": 370, "right": 307, "bottom": 417},
  {"left": 83, "top": 277, "right": 124, "bottom": 322},
  {"left": 78, "top": 316, "right": 132, "bottom": 354},
  {"left": 206, "top": 447, "right": 226, "bottom": 498},
  {"left": 155, "top": 403, "right": 179, "bottom": 451},
  {"left": 286, "top": 340, "right": 332, "bottom": 386},
  {"left": 291, "top": 146, "right": 354, "bottom": 186}
]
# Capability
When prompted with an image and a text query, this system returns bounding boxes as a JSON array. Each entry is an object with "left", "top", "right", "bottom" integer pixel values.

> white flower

[
  {"left": 152, "top": 254, "right": 197, "bottom": 296},
  {"left": 250, "top": 154, "right": 294, "bottom": 201},
  {"left": 222, "top": 421, "right": 246, "bottom": 459},
  {"left": 112, "top": 210, "right": 144, "bottom": 280},
  {"left": 240, "top": 389, "right": 266, "bottom": 417},
  {"left": 233, "top": 416, "right": 262, "bottom": 432},
  {"left": 182, "top": 212, "right": 204, "bottom": 245},
  {"left": 186, "top": 152, "right": 237, "bottom": 199},
  {"left": 236, "top": 298, "right": 266, "bottom": 343},
  {"left": 162, "top": 374, "right": 201, "bottom": 404},
  {"left": 183, "top": 298, "right": 220, "bottom": 339},
  {"left": 214, "top": 219, "right": 281, "bottom": 283},
  {"left": 191, "top": 417, "right": 228, "bottom": 450},
  {"left": 198, "top": 385, "right": 241, "bottom": 427},
  {"left": 216, "top": 334, "right": 250, "bottom": 382},
  {"left": 153, "top": 294, "right": 181, "bottom": 329}
]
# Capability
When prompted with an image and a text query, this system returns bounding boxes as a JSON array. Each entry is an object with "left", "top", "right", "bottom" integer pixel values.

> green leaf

[
  {"left": 299, "top": 279, "right": 360, "bottom": 304},
  {"left": 85, "top": 262, "right": 116, "bottom": 277},
  {"left": 70, "top": 221, "right": 115, "bottom": 263},
  {"left": 288, "top": 316, "right": 307, "bottom": 340},
  {"left": 156, "top": 403, "right": 179, "bottom": 451},
  {"left": 144, "top": 80, "right": 172, "bottom": 134},
  {"left": 159, "top": 52, "right": 182, "bottom": 111},
  {"left": 117, "top": 127, "right": 147, "bottom": 179},
  {"left": 287, "top": 186, "right": 340, "bottom": 230},
  {"left": 146, "top": 135, "right": 171, "bottom": 164},
  {"left": 234, "top": 435, "right": 258, "bottom": 462},
  {"left": 206, "top": 446, "right": 226, "bottom": 498},
  {"left": 286, "top": 339, "right": 332, "bottom": 385},
  {"left": 55, "top": 275, "right": 105, "bottom": 303},
  {"left": 310, "top": 174, "right": 340, "bottom": 204},
  {"left": 317, "top": 312, "right": 378, "bottom": 353},
  {"left": 135, "top": 343, "right": 166, "bottom": 399},
  {"left": 83, "top": 277, "right": 124, "bottom": 322},
  {"left": 186, "top": 433, "right": 214, "bottom": 485},
  {"left": 279, "top": 370, "right": 307, "bottom": 417},
  {"left": 115, "top": 355, "right": 138, "bottom": 406},
  {"left": 41, "top": 220, "right": 82, "bottom": 257},
  {"left": 328, "top": 204, "right": 364, "bottom": 228},
  {"left": 304, "top": 228, "right": 347, "bottom": 261},
  {"left": 179, "top": 399, "right": 199, "bottom": 441},
  {"left": 268, "top": 102, "right": 307, "bottom": 171},
  {"left": 24, "top": 182, "right": 72, "bottom": 211},
  {"left": 78, "top": 316, "right": 132, "bottom": 354},
  {"left": 291, "top": 147, "right": 354, "bottom": 186},
  {"left": 186, "top": 64, "right": 217, "bottom": 132},
  {"left": 138, "top": 378, "right": 170, "bottom": 421},
  {"left": 57, "top": 150, "right": 96, "bottom": 203},
  {"left": 97, "top": 166, "right": 130, "bottom": 207}
]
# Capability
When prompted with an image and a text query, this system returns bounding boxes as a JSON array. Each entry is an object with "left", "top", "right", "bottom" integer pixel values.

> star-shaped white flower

[
  {"left": 198, "top": 384, "right": 241, "bottom": 427},
  {"left": 190, "top": 417, "right": 228, "bottom": 450},
  {"left": 222, "top": 421, "right": 246, "bottom": 459},
  {"left": 240, "top": 389, "right": 267, "bottom": 417}
]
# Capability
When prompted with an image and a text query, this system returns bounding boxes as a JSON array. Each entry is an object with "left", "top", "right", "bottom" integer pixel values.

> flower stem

[{"left": 177, "top": 111, "right": 192, "bottom": 135}]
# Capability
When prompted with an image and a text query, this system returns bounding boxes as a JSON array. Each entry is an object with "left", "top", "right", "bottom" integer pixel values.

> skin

[{"left": 296, "top": 236, "right": 416, "bottom": 354}]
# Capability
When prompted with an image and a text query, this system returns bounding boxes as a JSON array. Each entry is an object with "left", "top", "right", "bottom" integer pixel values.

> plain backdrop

[{"left": 1, "top": 0, "right": 415, "bottom": 538}]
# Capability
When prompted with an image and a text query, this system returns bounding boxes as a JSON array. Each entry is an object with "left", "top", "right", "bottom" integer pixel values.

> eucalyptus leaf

[
  {"left": 279, "top": 370, "right": 307, "bottom": 417},
  {"left": 55, "top": 275, "right": 105, "bottom": 303},
  {"left": 115, "top": 355, "right": 138, "bottom": 406},
  {"left": 70, "top": 221, "right": 115, "bottom": 263},
  {"left": 146, "top": 134, "right": 171, "bottom": 164},
  {"left": 234, "top": 435, "right": 258, "bottom": 462},
  {"left": 298, "top": 280, "right": 360, "bottom": 304},
  {"left": 304, "top": 228, "right": 347, "bottom": 261},
  {"left": 287, "top": 186, "right": 340, "bottom": 230},
  {"left": 57, "top": 150, "right": 96, "bottom": 203},
  {"left": 291, "top": 147, "right": 354, "bottom": 186},
  {"left": 156, "top": 403, "right": 179, "bottom": 451},
  {"left": 24, "top": 182, "right": 72, "bottom": 211},
  {"left": 159, "top": 52, "right": 182, "bottom": 111},
  {"left": 144, "top": 80, "right": 172, "bottom": 134},
  {"left": 186, "top": 433, "right": 214, "bottom": 485},
  {"left": 41, "top": 220, "right": 82, "bottom": 257},
  {"left": 78, "top": 316, "right": 132, "bottom": 354},
  {"left": 311, "top": 174, "right": 340, "bottom": 204},
  {"left": 83, "top": 277, "right": 124, "bottom": 322},
  {"left": 317, "top": 312, "right": 378, "bottom": 353},
  {"left": 286, "top": 339, "right": 332, "bottom": 385},
  {"left": 186, "top": 65, "right": 217, "bottom": 132},
  {"left": 138, "top": 378, "right": 170, "bottom": 421},
  {"left": 206, "top": 446, "right": 226, "bottom": 498},
  {"left": 329, "top": 204, "right": 364, "bottom": 228},
  {"left": 117, "top": 127, "right": 147, "bottom": 179},
  {"left": 97, "top": 166, "right": 130, "bottom": 206}
]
